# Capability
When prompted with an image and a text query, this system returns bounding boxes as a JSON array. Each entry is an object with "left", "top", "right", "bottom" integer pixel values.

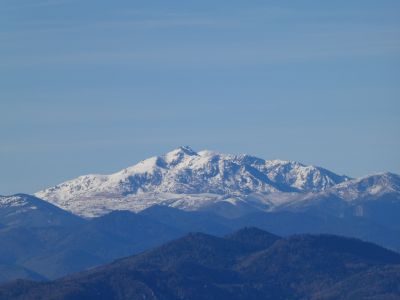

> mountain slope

[
  {"left": 0, "top": 209, "right": 184, "bottom": 281},
  {"left": 1, "top": 201, "right": 399, "bottom": 285},
  {"left": 330, "top": 172, "right": 400, "bottom": 201},
  {"left": 0, "top": 264, "right": 46, "bottom": 283},
  {"left": 279, "top": 172, "right": 400, "bottom": 233},
  {"left": 35, "top": 146, "right": 349, "bottom": 217},
  {"left": 139, "top": 204, "right": 233, "bottom": 235},
  {"left": 1, "top": 229, "right": 399, "bottom": 300},
  {"left": 312, "top": 265, "right": 400, "bottom": 300},
  {"left": 0, "top": 194, "right": 84, "bottom": 228}
]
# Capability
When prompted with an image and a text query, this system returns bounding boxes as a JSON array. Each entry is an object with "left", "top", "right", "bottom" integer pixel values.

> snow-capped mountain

[
  {"left": 278, "top": 172, "right": 400, "bottom": 221},
  {"left": 0, "top": 194, "right": 83, "bottom": 227},
  {"left": 35, "top": 146, "right": 350, "bottom": 217},
  {"left": 329, "top": 172, "right": 400, "bottom": 201}
]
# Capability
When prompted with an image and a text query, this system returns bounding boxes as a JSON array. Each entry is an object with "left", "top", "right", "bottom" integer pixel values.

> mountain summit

[{"left": 35, "top": 146, "right": 350, "bottom": 217}]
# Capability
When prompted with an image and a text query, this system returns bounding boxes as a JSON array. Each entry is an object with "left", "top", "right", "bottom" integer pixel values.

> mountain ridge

[
  {"left": 1, "top": 228, "right": 399, "bottom": 300},
  {"left": 34, "top": 146, "right": 358, "bottom": 217}
]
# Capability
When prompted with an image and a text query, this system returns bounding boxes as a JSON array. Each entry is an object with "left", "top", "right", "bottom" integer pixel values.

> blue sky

[{"left": 1, "top": 0, "right": 399, "bottom": 194}]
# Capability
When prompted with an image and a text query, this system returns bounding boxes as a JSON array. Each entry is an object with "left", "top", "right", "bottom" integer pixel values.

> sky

[{"left": 1, "top": 0, "right": 399, "bottom": 195}]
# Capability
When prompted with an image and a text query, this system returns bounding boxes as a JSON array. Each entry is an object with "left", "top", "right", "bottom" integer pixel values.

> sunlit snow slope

[{"left": 35, "top": 146, "right": 353, "bottom": 217}]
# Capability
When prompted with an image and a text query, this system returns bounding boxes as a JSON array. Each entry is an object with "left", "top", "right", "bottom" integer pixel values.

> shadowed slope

[{"left": 1, "top": 228, "right": 399, "bottom": 300}]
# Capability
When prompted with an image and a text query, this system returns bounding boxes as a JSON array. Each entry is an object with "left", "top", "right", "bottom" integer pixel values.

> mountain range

[
  {"left": 1, "top": 228, "right": 399, "bottom": 300},
  {"left": 34, "top": 146, "right": 399, "bottom": 219},
  {"left": 1, "top": 146, "right": 399, "bottom": 289}
]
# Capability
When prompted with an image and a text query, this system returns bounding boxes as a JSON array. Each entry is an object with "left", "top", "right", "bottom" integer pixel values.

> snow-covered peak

[
  {"left": 120, "top": 156, "right": 163, "bottom": 174},
  {"left": 197, "top": 149, "right": 220, "bottom": 157},
  {"left": 330, "top": 172, "right": 400, "bottom": 201},
  {"left": 34, "top": 146, "right": 352, "bottom": 217},
  {"left": 173, "top": 145, "right": 198, "bottom": 156},
  {"left": 247, "top": 159, "right": 350, "bottom": 192},
  {"left": 163, "top": 146, "right": 198, "bottom": 166}
]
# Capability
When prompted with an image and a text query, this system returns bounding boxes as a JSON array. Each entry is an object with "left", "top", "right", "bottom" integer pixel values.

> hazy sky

[{"left": 1, "top": 0, "right": 400, "bottom": 194}]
